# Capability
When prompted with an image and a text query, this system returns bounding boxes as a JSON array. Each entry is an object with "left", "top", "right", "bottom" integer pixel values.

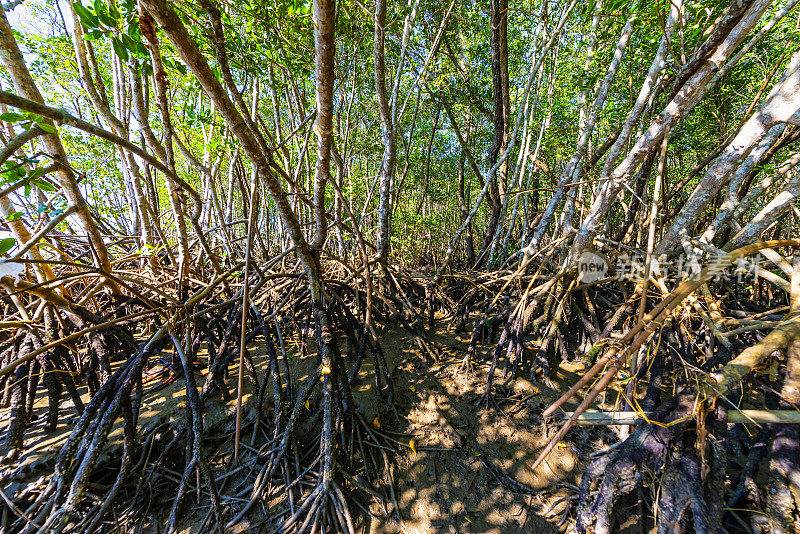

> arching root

[
  {"left": 764, "top": 423, "right": 800, "bottom": 533},
  {"left": 574, "top": 391, "right": 725, "bottom": 534}
]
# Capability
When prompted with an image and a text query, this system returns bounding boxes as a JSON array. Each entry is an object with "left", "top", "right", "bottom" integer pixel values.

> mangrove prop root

[{"left": 575, "top": 392, "right": 695, "bottom": 534}]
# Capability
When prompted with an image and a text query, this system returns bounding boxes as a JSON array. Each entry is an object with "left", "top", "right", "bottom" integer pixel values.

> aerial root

[
  {"left": 765, "top": 423, "right": 800, "bottom": 533},
  {"left": 657, "top": 456, "right": 711, "bottom": 534},
  {"left": 573, "top": 387, "right": 730, "bottom": 534},
  {"left": 479, "top": 275, "right": 563, "bottom": 401},
  {"left": 166, "top": 332, "right": 224, "bottom": 534},
  {"left": 17, "top": 326, "right": 163, "bottom": 534},
  {"left": 4, "top": 271, "right": 448, "bottom": 532},
  {"left": 727, "top": 425, "right": 769, "bottom": 512},
  {"left": 278, "top": 479, "right": 355, "bottom": 534},
  {"left": 216, "top": 293, "right": 398, "bottom": 532},
  {"left": 574, "top": 392, "right": 696, "bottom": 534}
]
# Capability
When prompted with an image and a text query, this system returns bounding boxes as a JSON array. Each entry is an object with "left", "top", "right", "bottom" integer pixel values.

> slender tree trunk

[
  {"left": 139, "top": 11, "right": 191, "bottom": 279},
  {"left": 415, "top": 106, "right": 440, "bottom": 215},
  {"left": 0, "top": 6, "right": 113, "bottom": 276},
  {"left": 479, "top": 0, "right": 510, "bottom": 265},
  {"left": 138, "top": 0, "right": 323, "bottom": 288},
  {"left": 457, "top": 148, "right": 475, "bottom": 264},
  {"left": 528, "top": 1, "right": 639, "bottom": 254},
  {"left": 374, "top": 0, "right": 396, "bottom": 263},
  {"left": 572, "top": 0, "right": 773, "bottom": 258},
  {"left": 312, "top": 1, "right": 335, "bottom": 252}
]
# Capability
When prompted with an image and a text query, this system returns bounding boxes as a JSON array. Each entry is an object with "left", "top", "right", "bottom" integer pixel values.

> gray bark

[
  {"left": 571, "top": 0, "right": 774, "bottom": 258},
  {"left": 659, "top": 48, "right": 800, "bottom": 254}
]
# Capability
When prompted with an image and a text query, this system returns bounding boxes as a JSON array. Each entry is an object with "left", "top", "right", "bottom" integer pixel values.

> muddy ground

[
  {"left": 1, "top": 316, "right": 632, "bottom": 533},
  {"left": 362, "top": 320, "right": 625, "bottom": 534}
]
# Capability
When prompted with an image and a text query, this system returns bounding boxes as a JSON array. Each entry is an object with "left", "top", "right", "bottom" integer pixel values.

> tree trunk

[
  {"left": 374, "top": 0, "right": 396, "bottom": 263},
  {"left": 0, "top": 6, "right": 113, "bottom": 276},
  {"left": 572, "top": 0, "right": 773, "bottom": 258},
  {"left": 312, "top": 0, "right": 336, "bottom": 252},
  {"left": 479, "top": 0, "right": 510, "bottom": 265},
  {"left": 660, "top": 48, "right": 800, "bottom": 254}
]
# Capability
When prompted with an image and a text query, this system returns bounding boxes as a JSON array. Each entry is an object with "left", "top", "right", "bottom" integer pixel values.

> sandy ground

[
  {"left": 0, "top": 316, "right": 624, "bottom": 533},
  {"left": 0, "top": 341, "right": 271, "bottom": 494},
  {"left": 360, "top": 320, "right": 616, "bottom": 534}
]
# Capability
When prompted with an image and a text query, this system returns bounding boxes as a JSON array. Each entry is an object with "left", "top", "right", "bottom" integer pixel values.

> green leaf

[
  {"left": 36, "top": 122, "right": 57, "bottom": 134},
  {"left": 22, "top": 112, "right": 44, "bottom": 122},
  {"left": 2, "top": 164, "right": 25, "bottom": 181},
  {"left": 112, "top": 37, "right": 129, "bottom": 61},
  {"left": 608, "top": 0, "right": 628, "bottom": 11},
  {"left": 73, "top": 2, "right": 99, "bottom": 28},
  {"left": 0, "top": 238, "right": 15, "bottom": 255},
  {"left": 31, "top": 179, "right": 56, "bottom": 192},
  {"left": 121, "top": 33, "right": 137, "bottom": 51},
  {"left": 0, "top": 112, "right": 23, "bottom": 123},
  {"left": 97, "top": 11, "right": 117, "bottom": 26},
  {"left": 127, "top": 20, "right": 141, "bottom": 39},
  {"left": 84, "top": 29, "right": 105, "bottom": 40},
  {"left": 94, "top": 0, "right": 116, "bottom": 26}
]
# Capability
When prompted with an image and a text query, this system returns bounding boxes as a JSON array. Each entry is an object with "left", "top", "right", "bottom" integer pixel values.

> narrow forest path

[
  {"left": 1, "top": 314, "right": 637, "bottom": 533},
  {"left": 366, "top": 318, "right": 630, "bottom": 534}
]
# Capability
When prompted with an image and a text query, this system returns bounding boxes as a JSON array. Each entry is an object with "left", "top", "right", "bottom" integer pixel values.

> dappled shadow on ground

[
  {"left": 361, "top": 318, "right": 623, "bottom": 534},
  {"left": 2, "top": 316, "right": 632, "bottom": 533},
  {"left": 0, "top": 343, "right": 270, "bottom": 491}
]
